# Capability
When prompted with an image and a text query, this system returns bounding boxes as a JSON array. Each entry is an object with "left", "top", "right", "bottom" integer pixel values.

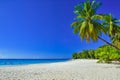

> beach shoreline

[{"left": 0, "top": 59, "right": 120, "bottom": 80}]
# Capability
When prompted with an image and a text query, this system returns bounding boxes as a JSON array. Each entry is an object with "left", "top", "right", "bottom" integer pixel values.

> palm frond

[{"left": 91, "top": 14, "right": 104, "bottom": 20}]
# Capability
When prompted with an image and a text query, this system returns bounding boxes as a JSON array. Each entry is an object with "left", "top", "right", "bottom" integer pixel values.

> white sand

[{"left": 0, "top": 59, "right": 120, "bottom": 80}]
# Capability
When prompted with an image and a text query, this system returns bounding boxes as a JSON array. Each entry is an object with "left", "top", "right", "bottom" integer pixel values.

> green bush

[
  {"left": 72, "top": 45, "right": 120, "bottom": 63},
  {"left": 72, "top": 53, "right": 78, "bottom": 59},
  {"left": 72, "top": 50, "right": 96, "bottom": 59},
  {"left": 95, "top": 45, "right": 120, "bottom": 63},
  {"left": 88, "top": 50, "right": 95, "bottom": 59}
]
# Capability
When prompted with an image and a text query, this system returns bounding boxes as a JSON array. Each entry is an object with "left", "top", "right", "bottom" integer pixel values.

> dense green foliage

[
  {"left": 72, "top": 50, "right": 95, "bottom": 59},
  {"left": 95, "top": 45, "right": 120, "bottom": 63},
  {"left": 72, "top": 45, "right": 120, "bottom": 63},
  {"left": 71, "top": 0, "right": 120, "bottom": 51},
  {"left": 71, "top": 0, "right": 120, "bottom": 63}
]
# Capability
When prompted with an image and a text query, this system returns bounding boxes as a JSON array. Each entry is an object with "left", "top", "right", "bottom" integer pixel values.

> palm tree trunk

[{"left": 98, "top": 36, "right": 120, "bottom": 52}]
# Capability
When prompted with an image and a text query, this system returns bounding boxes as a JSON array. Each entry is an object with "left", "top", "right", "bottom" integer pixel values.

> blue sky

[{"left": 0, "top": 0, "right": 119, "bottom": 59}]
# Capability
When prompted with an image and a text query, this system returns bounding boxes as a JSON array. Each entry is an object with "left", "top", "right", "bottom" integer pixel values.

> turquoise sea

[{"left": 0, "top": 59, "right": 70, "bottom": 66}]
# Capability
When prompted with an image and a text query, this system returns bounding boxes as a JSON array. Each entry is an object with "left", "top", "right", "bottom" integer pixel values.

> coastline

[
  {"left": 0, "top": 59, "right": 70, "bottom": 67},
  {"left": 0, "top": 59, "right": 120, "bottom": 80}
]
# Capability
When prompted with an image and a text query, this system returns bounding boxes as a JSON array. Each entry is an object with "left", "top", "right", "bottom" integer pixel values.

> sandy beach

[{"left": 0, "top": 59, "right": 120, "bottom": 80}]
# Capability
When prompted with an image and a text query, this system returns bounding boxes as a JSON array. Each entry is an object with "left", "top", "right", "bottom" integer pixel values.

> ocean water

[{"left": 0, "top": 59, "right": 70, "bottom": 66}]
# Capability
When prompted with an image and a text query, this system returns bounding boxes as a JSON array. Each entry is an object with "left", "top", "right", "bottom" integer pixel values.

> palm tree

[
  {"left": 111, "top": 32, "right": 120, "bottom": 46},
  {"left": 106, "top": 17, "right": 120, "bottom": 46},
  {"left": 102, "top": 14, "right": 120, "bottom": 36},
  {"left": 71, "top": 0, "right": 120, "bottom": 51},
  {"left": 99, "top": 14, "right": 120, "bottom": 50}
]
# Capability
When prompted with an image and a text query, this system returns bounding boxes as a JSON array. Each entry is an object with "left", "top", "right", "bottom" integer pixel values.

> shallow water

[{"left": 0, "top": 59, "right": 70, "bottom": 66}]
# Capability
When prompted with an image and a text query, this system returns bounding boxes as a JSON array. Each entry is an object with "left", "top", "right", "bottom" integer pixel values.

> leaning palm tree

[{"left": 71, "top": 0, "right": 120, "bottom": 51}]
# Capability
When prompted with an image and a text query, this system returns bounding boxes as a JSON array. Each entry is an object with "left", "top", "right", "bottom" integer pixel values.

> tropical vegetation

[
  {"left": 71, "top": 0, "right": 120, "bottom": 63},
  {"left": 72, "top": 45, "right": 120, "bottom": 63},
  {"left": 72, "top": 50, "right": 95, "bottom": 59},
  {"left": 71, "top": 0, "right": 120, "bottom": 51}
]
